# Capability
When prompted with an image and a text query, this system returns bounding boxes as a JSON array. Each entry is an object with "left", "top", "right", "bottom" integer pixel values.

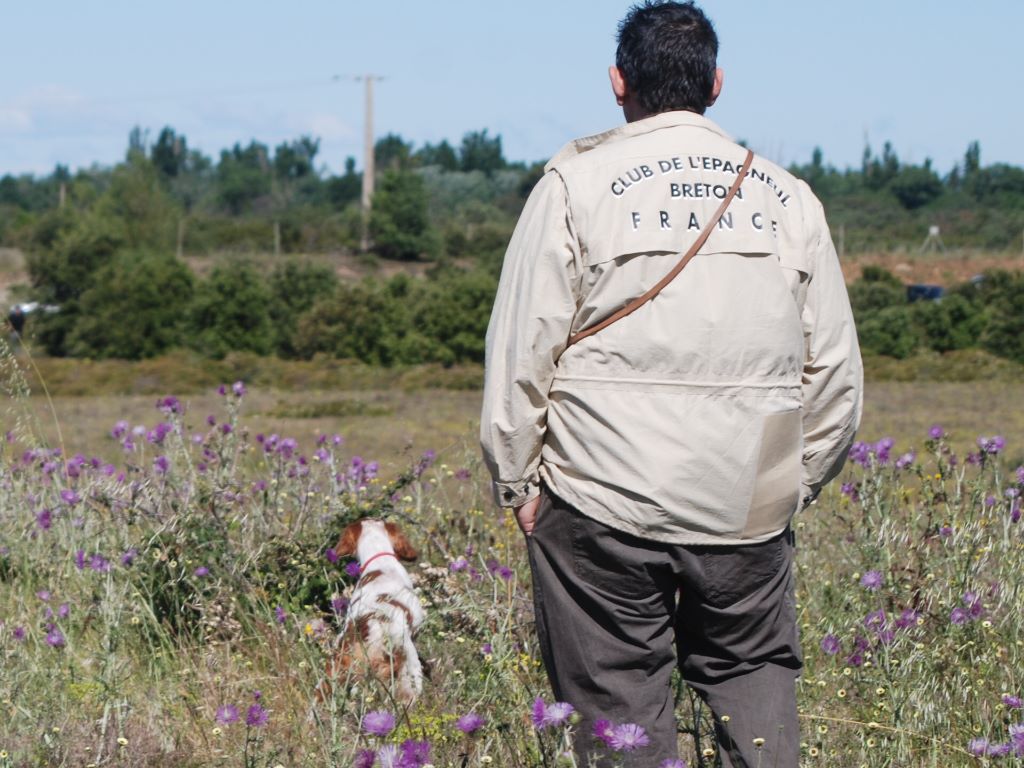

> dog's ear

[
  {"left": 385, "top": 522, "right": 418, "bottom": 561},
  {"left": 336, "top": 521, "right": 363, "bottom": 557}
]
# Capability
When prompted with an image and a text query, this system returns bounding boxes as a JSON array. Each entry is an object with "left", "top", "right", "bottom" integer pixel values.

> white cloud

[
  {"left": 0, "top": 108, "right": 32, "bottom": 132},
  {"left": 304, "top": 114, "right": 355, "bottom": 141}
]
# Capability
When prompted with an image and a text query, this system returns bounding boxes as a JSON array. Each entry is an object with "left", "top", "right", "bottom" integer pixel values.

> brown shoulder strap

[{"left": 565, "top": 148, "right": 755, "bottom": 348}]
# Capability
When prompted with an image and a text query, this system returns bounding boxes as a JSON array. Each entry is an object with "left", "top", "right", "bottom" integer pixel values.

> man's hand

[{"left": 514, "top": 495, "right": 542, "bottom": 537}]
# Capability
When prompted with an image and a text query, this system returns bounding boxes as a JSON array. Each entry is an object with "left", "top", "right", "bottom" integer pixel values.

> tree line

[{"left": 2, "top": 127, "right": 1023, "bottom": 365}]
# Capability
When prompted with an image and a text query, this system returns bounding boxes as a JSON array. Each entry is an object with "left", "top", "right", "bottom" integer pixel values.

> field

[{"left": 1, "top": 347, "right": 1023, "bottom": 767}]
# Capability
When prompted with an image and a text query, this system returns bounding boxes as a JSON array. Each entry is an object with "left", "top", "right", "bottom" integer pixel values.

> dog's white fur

[{"left": 328, "top": 519, "right": 425, "bottom": 704}]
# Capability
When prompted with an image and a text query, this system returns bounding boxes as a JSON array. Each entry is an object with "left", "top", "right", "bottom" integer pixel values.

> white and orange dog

[{"left": 325, "top": 518, "right": 426, "bottom": 704}]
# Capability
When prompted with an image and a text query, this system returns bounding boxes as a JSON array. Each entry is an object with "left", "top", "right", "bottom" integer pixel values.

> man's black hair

[{"left": 616, "top": 1, "right": 718, "bottom": 116}]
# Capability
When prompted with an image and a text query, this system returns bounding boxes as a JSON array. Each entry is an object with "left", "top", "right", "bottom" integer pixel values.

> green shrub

[
  {"left": 857, "top": 305, "right": 919, "bottom": 359},
  {"left": 67, "top": 250, "right": 194, "bottom": 359},
  {"left": 188, "top": 260, "right": 273, "bottom": 358}
]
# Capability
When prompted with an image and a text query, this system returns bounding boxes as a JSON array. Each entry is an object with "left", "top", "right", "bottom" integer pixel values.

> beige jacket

[{"left": 481, "top": 111, "right": 862, "bottom": 545}]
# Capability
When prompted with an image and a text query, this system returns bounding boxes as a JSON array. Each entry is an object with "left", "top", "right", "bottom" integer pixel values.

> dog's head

[{"left": 336, "top": 519, "right": 418, "bottom": 562}]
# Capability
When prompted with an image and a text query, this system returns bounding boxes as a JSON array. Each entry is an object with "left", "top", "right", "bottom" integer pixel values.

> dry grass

[{"left": 16, "top": 374, "right": 1024, "bottom": 479}]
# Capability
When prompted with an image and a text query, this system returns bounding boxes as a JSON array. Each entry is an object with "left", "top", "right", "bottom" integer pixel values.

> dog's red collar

[{"left": 359, "top": 551, "right": 399, "bottom": 575}]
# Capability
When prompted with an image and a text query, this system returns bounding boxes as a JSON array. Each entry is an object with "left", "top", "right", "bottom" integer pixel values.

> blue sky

[{"left": 1, "top": 1, "right": 1021, "bottom": 177}]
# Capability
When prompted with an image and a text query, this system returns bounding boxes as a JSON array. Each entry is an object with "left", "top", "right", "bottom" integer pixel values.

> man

[{"left": 481, "top": 2, "right": 862, "bottom": 766}]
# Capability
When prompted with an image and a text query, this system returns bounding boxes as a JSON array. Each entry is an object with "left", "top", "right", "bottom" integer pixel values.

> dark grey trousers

[{"left": 527, "top": 489, "right": 802, "bottom": 768}]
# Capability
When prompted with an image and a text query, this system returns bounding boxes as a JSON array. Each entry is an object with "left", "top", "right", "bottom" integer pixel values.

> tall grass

[{"left": 0, "top": 343, "right": 1022, "bottom": 766}]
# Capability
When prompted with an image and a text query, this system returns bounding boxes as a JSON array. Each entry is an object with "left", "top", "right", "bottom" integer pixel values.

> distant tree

[
  {"left": 326, "top": 156, "right": 362, "bottom": 208},
  {"left": 415, "top": 140, "right": 458, "bottom": 171},
  {"left": 374, "top": 134, "right": 413, "bottom": 171},
  {"left": 217, "top": 141, "right": 272, "bottom": 214},
  {"left": 151, "top": 127, "right": 188, "bottom": 178},
  {"left": 459, "top": 130, "right": 506, "bottom": 175},
  {"left": 188, "top": 261, "right": 273, "bottom": 358},
  {"left": 273, "top": 136, "right": 319, "bottom": 181},
  {"left": 68, "top": 250, "right": 194, "bottom": 359},
  {"left": 369, "top": 170, "right": 437, "bottom": 260},
  {"left": 889, "top": 162, "right": 943, "bottom": 210}
]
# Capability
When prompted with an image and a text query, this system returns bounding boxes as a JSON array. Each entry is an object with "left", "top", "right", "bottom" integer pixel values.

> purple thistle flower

[
  {"left": 397, "top": 739, "right": 430, "bottom": 767},
  {"left": 74, "top": 549, "right": 86, "bottom": 570},
  {"left": 449, "top": 557, "right": 469, "bottom": 572},
  {"left": 57, "top": 603, "right": 70, "bottom": 619},
  {"left": 45, "top": 626, "right": 65, "bottom": 648},
  {"left": 659, "top": 761, "right": 689, "bottom": 768},
  {"left": 215, "top": 704, "right": 239, "bottom": 724},
  {"left": 345, "top": 561, "right": 362, "bottom": 578},
  {"left": 12, "top": 625, "right": 26, "bottom": 641},
  {"left": 362, "top": 710, "right": 396, "bottom": 737},
  {"left": 950, "top": 607, "right": 969, "bottom": 625},
  {"left": 154, "top": 455, "right": 170, "bottom": 475},
  {"left": 928, "top": 424, "right": 945, "bottom": 440},
  {"left": 354, "top": 750, "right": 376, "bottom": 768},
  {"left": 967, "top": 737, "right": 989, "bottom": 756},
  {"left": 990, "top": 742, "right": 1013, "bottom": 757},
  {"left": 860, "top": 570, "right": 883, "bottom": 590},
  {"left": 89, "top": 553, "right": 111, "bottom": 573},
  {"left": 593, "top": 719, "right": 614, "bottom": 746},
  {"left": 864, "top": 609, "right": 887, "bottom": 632},
  {"left": 36, "top": 508, "right": 52, "bottom": 530},
  {"left": 608, "top": 723, "right": 650, "bottom": 752},
  {"left": 331, "top": 597, "right": 349, "bottom": 616},
  {"left": 194, "top": 566, "right": 210, "bottom": 577},
  {"left": 531, "top": 698, "right": 574, "bottom": 729},
  {"left": 820, "top": 634, "right": 841, "bottom": 655},
  {"left": 497, "top": 565, "right": 514, "bottom": 581},
  {"left": 977, "top": 435, "right": 1006, "bottom": 454},
  {"left": 1017, "top": 465, "right": 1024, "bottom": 485},
  {"left": 60, "top": 489, "right": 80, "bottom": 506},
  {"left": 245, "top": 703, "right": 269, "bottom": 727},
  {"left": 1003, "top": 694, "right": 1023, "bottom": 709},
  {"left": 849, "top": 441, "right": 871, "bottom": 467},
  {"left": 157, "top": 396, "right": 181, "bottom": 415},
  {"left": 939, "top": 525, "right": 953, "bottom": 538},
  {"left": 36, "top": 590, "right": 51, "bottom": 601},
  {"left": 274, "top": 606, "right": 287, "bottom": 624},
  {"left": 894, "top": 608, "right": 921, "bottom": 629},
  {"left": 121, "top": 548, "right": 138, "bottom": 567},
  {"left": 456, "top": 713, "right": 486, "bottom": 734},
  {"left": 840, "top": 482, "right": 859, "bottom": 502},
  {"left": 1010, "top": 724, "right": 1024, "bottom": 755},
  {"left": 146, "top": 422, "right": 173, "bottom": 445},
  {"left": 232, "top": 380, "right": 247, "bottom": 397},
  {"left": 895, "top": 451, "right": 916, "bottom": 469}
]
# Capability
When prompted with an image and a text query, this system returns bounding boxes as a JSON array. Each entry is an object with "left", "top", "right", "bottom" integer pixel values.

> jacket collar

[{"left": 546, "top": 110, "right": 733, "bottom": 172}]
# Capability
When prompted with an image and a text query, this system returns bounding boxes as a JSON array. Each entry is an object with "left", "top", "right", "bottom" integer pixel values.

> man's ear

[
  {"left": 608, "top": 65, "right": 628, "bottom": 106},
  {"left": 707, "top": 67, "right": 724, "bottom": 107}
]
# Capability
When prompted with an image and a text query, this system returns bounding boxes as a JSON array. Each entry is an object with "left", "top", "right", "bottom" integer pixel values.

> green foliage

[
  {"left": 912, "top": 294, "right": 985, "bottom": 353},
  {"left": 267, "top": 259, "right": 338, "bottom": 357},
  {"left": 459, "top": 129, "right": 506, "bottom": 175},
  {"left": 889, "top": 164, "right": 943, "bottom": 210},
  {"left": 295, "top": 269, "right": 497, "bottom": 366},
  {"left": 189, "top": 260, "right": 274, "bottom": 358},
  {"left": 856, "top": 305, "right": 920, "bottom": 359},
  {"left": 217, "top": 141, "right": 271, "bottom": 214},
  {"left": 67, "top": 250, "right": 194, "bottom": 359},
  {"left": 369, "top": 170, "right": 437, "bottom": 261},
  {"left": 978, "top": 270, "right": 1024, "bottom": 363}
]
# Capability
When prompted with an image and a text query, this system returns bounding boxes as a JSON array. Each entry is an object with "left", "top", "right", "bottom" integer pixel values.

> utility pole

[{"left": 356, "top": 74, "right": 384, "bottom": 252}]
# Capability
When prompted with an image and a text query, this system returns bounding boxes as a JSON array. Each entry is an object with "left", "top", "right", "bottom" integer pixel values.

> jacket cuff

[{"left": 492, "top": 477, "right": 541, "bottom": 508}]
